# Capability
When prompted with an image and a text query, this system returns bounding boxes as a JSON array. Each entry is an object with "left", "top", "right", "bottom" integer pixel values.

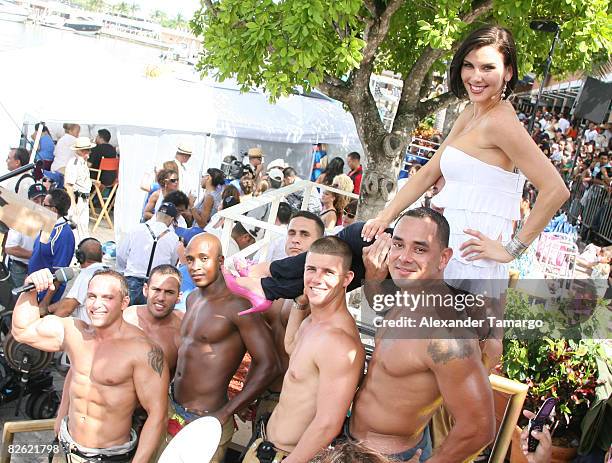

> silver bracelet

[
  {"left": 504, "top": 235, "right": 529, "bottom": 260},
  {"left": 293, "top": 299, "right": 309, "bottom": 311}
]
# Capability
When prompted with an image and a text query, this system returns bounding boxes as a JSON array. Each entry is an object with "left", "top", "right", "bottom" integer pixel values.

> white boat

[
  {"left": 64, "top": 15, "right": 102, "bottom": 33},
  {"left": 0, "top": 0, "right": 29, "bottom": 23},
  {"left": 40, "top": 13, "right": 102, "bottom": 34}
]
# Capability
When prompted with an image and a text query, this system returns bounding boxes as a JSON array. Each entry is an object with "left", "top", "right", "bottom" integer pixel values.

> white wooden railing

[{"left": 216, "top": 180, "right": 359, "bottom": 265}]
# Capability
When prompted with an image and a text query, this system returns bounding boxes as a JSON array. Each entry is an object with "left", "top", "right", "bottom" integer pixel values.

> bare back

[
  {"left": 174, "top": 289, "right": 250, "bottom": 412},
  {"left": 63, "top": 319, "right": 154, "bottom": 447},
  {"left": 266, "top": 310, "right": 364, "bottom": 451}
]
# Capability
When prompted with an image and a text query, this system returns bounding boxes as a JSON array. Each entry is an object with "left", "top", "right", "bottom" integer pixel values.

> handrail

[{"left": 216, "top": 180, "right": 358, "bottom": 264}]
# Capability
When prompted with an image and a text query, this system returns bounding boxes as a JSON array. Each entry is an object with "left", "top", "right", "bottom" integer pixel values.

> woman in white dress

[{"left": 362, "top": 26, "right": 569, "bottom": 287}]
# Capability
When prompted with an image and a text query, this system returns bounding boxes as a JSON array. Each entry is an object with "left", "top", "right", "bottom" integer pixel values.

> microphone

[{"left": 12, "top": 267, "right": 80, "bottom": 296}]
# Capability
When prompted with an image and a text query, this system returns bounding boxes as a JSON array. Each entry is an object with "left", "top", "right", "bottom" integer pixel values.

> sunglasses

[
  {"left": 168, "top": 178, "right": 179, "bottom": 184},
  {"left": 42, "top": 178, "right": 54, "bottom": 183},
  {"left": 343, "top": 210, "right": 355, "bottom": 219}
]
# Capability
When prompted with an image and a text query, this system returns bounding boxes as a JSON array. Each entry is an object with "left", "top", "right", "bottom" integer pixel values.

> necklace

[{"left": 457, "top": 103, "right": 498, "bottom": 138}]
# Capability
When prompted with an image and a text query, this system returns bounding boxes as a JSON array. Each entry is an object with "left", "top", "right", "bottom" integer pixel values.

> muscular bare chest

[
  {"left": 285, "top": 325, "right": 318, "bottom": 385},
  {"left": 181, "top": 303, "right": 236, "bottom": 344},
  {"left": 371, "top": 337, "right": 426, "bottom": 378}
]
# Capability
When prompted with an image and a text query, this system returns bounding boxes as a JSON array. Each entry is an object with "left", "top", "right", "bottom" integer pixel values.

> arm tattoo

[
  {"left": 147, "top": 344, "right": 165, "bottom": 377},
  {"left": 427, "top": 339, "right": 474, "bottom": 364}
]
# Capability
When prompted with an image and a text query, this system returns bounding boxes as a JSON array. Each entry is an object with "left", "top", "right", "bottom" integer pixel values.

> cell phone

[{"left": 528, "top": 398, "right": 557, "bottom": 452}]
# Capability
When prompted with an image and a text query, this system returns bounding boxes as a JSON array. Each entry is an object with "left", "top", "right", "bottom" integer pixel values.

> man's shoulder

[
  {"left": 425, "top": 338, "right": 480, "bottom": 366},
  {"left": 314, "top": 320, "right": 362, "bottom": 353}
]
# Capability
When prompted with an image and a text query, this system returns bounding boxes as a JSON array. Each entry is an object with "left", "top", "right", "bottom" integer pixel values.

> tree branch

[
  {"left": 419, "top": 72, "right": 433, "bottom": 100},
  {"left": 361, "top": 0, "right": 405, "bottom": 67},
  {"left": 393, "top": 0, "right": 493, "bottom": 132},
  {"left": 363, "top": 0, "right": 378, "bottom": 18},
  {"left": 202, "top": 0, "right": 218, "bottom": 16},
  {"left": 416, "top": 91, "right": 461, "bottom": 118},
  {"left": 318, "top": 73, "right": 351, "bottom": 103}
]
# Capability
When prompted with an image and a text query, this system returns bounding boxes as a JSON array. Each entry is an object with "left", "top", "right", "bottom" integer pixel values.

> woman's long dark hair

[
  {"left": 449, "top": 25, "right": 519, "bottom": 100},
  {"left": 320, "top": 157, "right": 345, "bottom": 186}
]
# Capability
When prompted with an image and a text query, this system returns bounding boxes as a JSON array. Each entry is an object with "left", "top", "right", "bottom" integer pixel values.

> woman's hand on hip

[{"left": 460, "top": 229, "right": 514, "bottom": 263}]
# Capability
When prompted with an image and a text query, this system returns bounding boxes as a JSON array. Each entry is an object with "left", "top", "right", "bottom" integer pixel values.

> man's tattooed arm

[
  {"left": 147, "top": 344, "right": 165, "bottom": 377},
  {"left": 427, "top": 338, "right": 475, "bottom": 364}
]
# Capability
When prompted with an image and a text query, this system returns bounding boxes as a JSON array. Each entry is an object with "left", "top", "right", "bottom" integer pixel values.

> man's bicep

[
  {"left": 428, "top": 339, "right": 493, "bottom": 426},
  {"left": 236, "top": 311, "right": 276, "bottom": 361},
  {"left": 134, "top": 343, "right": 169, "bottom": 415},
  {"left": 315, "top": 337, "right": 362, "bottom": 422},
  {"left": 17, "top": 316, "right": 67, "bottom": 351}
]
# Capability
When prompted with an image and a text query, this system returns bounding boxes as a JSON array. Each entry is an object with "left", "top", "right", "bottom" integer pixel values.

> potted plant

[{"left": 501, "top": 288, "right": 610, "bottom": 461}]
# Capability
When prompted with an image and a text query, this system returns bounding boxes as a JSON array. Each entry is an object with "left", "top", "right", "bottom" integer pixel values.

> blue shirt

[
  {"left": 28, "top": 219, "right": 76, "bottom": 303},
  {"left": 174, "top": 263, "right": 195, "bottom": 312},
  {"left": 311, "top": 150, "right": 327, "bottom": 181},
  {"left": 35, "top": 134, "right": 55, "bottom": 162}
]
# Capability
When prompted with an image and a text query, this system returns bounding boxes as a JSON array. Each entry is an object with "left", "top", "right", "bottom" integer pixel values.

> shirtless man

[
  {"left": 349, "top": 208, "right": 495, "bottom": 462},
  {"left": 12, "top": 268, "right": 169, "bottom": 463},
  {"left": 123, "top": 264, "right": 184, "bottom": 374},
  {"left": 253, "top": 211, "right": 325, "bottom": 423},
  {"left": 170, "top": 233, "right": 280, "bottom": 463},
  {"left": 55, "top": 264, "right": 184, "bottom": 437},
  {"left": 243, "top": 236, "right": 365, "bottom": 463}
]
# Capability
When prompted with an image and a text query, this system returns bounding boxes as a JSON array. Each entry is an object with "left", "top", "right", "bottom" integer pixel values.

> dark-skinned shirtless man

[
  {"left": 348, "top": 208, "right": 495, "bottom": 462},
  {"left": 13, "top": 268, "right": 169, "bottom": 463},
  {"left": 168, "top": 233, "right": 280, "bottom": 463},
  {"left": 243, "top": 236, "right": 365, "bottom": 463}
]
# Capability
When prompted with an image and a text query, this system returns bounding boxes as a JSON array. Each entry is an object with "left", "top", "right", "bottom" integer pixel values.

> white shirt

[
  {"left": 65, "top": 262, "right": 108, "bottom": 323},
  {"left": 3, "top": 172, "right": 34, "bottom": 199},
  {"left": 5, "top": 228, "right": 35, "bottom": 264},
  {"left": 557, "top": 117, "right": 570, "bottom": 134},
  {"left": 584, "top": 129, "right": 598, "bottom": 143},
  {"left": 226, "top": 237, "right": 241, "bottom": 258},
  {"left": 116, "top": 220, "right": 179, "bottom": 278},
  {"left": 64, "top": 156, "right": 92, "bottom": 193},
  {"left": 51, "top": 134, "right": 77, "bottom": 172},
  {"left": 253, "top": 234, "right": 288, "bottom": 263}
]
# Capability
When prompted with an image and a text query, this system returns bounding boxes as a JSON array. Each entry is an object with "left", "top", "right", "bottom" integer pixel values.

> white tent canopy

[{"left": 0, "top": 43, "right": 361, "bottom": 238}]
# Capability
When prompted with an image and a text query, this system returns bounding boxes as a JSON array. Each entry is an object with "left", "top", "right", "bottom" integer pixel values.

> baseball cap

[
  {"left": 268, "top": 168, "right": 283, "bottom": 182},
  {"left": 267, "top": 159, "right": 287, "bottom": 171},
  {"left": 158, "top": 202, "right": 178, "bottom": 218},
  {"left": 28, "top": 183, "right": 47, "bottom": 200}
]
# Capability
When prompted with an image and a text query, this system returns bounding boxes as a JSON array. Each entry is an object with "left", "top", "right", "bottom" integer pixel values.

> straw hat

[
  {"left": 248, "top": 147, "right": 263, "bottom": 158},
  {"left": 176, "top": 142, "right": 193, "bottom": 156},
  {"left": 70, "top": 137, "right": 96, "bottom": 151}
]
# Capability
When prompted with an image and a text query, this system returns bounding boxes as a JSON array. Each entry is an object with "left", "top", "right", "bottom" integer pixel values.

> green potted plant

[{"left": 501, "top": 288, "right": 611, "bottom": 461}]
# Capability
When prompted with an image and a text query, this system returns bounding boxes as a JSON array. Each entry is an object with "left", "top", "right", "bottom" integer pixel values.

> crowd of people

[{"left": 4, "top": 22, "right": 606, "bottom": 463}]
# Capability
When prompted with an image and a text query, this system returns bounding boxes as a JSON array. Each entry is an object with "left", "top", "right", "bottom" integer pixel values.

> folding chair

[{"left": 89, "top": 157, "right": 119, "bottom": 232}]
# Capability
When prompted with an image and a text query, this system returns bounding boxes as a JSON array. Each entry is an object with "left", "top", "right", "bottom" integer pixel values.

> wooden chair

[{"left": 89, "top": 157, "right": 119, "bottom": 232}]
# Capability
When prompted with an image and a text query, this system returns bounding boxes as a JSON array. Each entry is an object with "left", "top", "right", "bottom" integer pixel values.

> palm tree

[
  {"left": 86, "top": 0, "right": 106, "bottom": 12},
  {"left": 113, "top": 1, "right": 130, "bottom": 15},
  {"left": 151, "top": 9, "right": 167, "bottom": 24},
  {"left": 129, "top": 2, "right": 140, "bottom": 16},
  {"left": 173, "top": 12, "right": 187, "bottom": 30}
]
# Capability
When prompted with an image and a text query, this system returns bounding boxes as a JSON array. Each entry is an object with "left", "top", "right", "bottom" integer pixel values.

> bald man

[{"left": 167, "top": 234, "right": 280, "bottom": 463}]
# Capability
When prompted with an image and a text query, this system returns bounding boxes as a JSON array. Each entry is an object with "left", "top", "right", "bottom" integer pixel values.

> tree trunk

[
  {"left": 350, "top": 100, "right": 418, "bottom": 221},
  {"left": 442, "top": 101, "right": 467, "bottom": 138}
]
